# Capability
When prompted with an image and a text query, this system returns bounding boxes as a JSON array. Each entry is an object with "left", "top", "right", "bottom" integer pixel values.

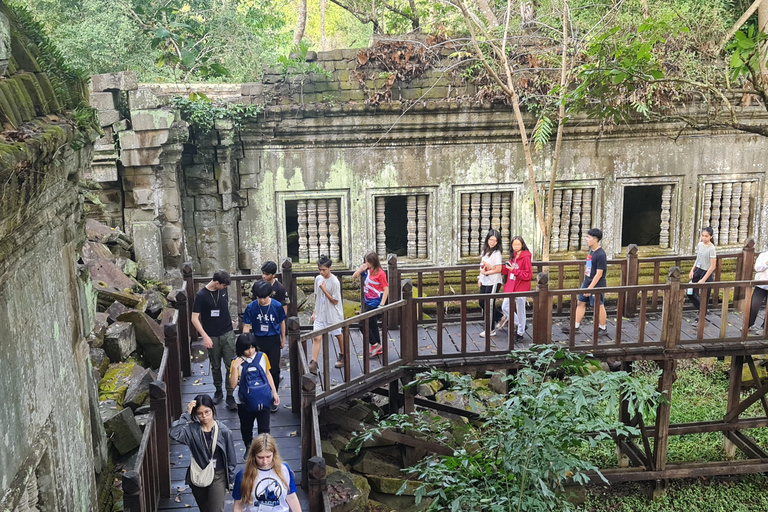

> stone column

[
  {"left": 559, "top": 189, "right": 572, "bottom": 252},
  {"left": 659, "top": 185, "right": 672, "bottom": 249},
  {"left": 376, "top": 196, "right": 387, "bottom": 259},
  {"left": 581, "top": 189, "right": 592, "bottom": 251},
  {"left": 739, "top": 182, "right": 752, "bottom": 243},
  {"left": 417, "top": 195, "right": 427, "bottom": 259},
  {"left": 551, "top": 189, "right": 562, "bottom": 253},
  {"left": 711, "top": 183, "right": 722, "bottom": 243},
  {"left": 480, "top": 193, "right": 491, "bottom": 236},
  {"left": 569, "top": 189, "right": 582, "bottom": 251},
  {"left": 329, "top": 199, "right": 340, "bottom": 262},
  {"left": 491, "top": 193, "right": 501, "bottom": 231},
  {"left": 470, "top": 193, "right": 481, "bottom": 256},
  {"left": 720, "top": 182, "right": 732, "bottom": 244},
  {"left": 461, "top": 194, "right": 470, "bottom": 257},
  {"left": 501, "top": 192, "right": 511, "bottom": 248},
  {"left": 702, "top": 183, "right": 713, "bottom": 229},
  {"left": 406, "top": 195, "right": 417, "bottom": 257},
  {"left": 730, "top": 183, "right": 742, "bottom": 245},
  {"left": 297, "top": 200, "right": 309, "bottom": 263},
  {"left": 307, "top": 199, "right": 318, "bottom": 262},
  {"left": 318, "top": 199, "right": 329, "bottom": 258}
]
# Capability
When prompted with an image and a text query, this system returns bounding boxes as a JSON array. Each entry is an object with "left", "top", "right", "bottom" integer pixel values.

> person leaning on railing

[{"left": 749, "top": 245, "right": 768, "bottom": 332}]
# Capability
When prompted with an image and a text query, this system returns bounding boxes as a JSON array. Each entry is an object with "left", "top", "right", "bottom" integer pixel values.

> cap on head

[{"left": 253, "top": 279, "right": 272, "bottom": 299}]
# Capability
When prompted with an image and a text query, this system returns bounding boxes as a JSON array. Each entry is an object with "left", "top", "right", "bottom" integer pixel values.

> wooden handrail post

[
  {"left": 288, "top": 316, "right": 302, "bottom": 414},
  {"left": 301, "top": 374, "right": 318, "bottom": 491},
  {"left": 167, "top": 288, "right": 192, "bottom": 377},
  {"left": 183, "top": 262, "right": 196, "bottom": 341},
  {"left": 163, "top": 311, "right": 182, "bottom": 420},
  {"left": 121, "top": 470, "right": 141, "bottom": 511},
  {"left": 400, "top": 279, "right": 415, "bottom": 362},
  {"left": 735, "top": 239, "right": 755, "bottom": 310},
  {"left": 307, "top": 456, "right": 327, "bottom": 512},
  {"left": 534, "top": 273, "right": 551, "bottom": 345},
  {"left": 625, "top": 244, "right": 639, "bottom": 317},
  {"left": 660, "top": 267, "right": 683, "bottom": 350},
  {"left": 387, "top": 254, "right": 401, "bottom": 329},
  {"left": 150, "top": 380, "right": 171, "bottom": 498},
  {"left": 652, "top": 358, "right": 676, "bottom": 499},
  {"left": 283, "top": 259, "right": 298, "bottom": 319}
]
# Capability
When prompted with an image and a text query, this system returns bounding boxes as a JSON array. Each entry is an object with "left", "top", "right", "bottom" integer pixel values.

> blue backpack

[{"left": 238, "top": 352, "right": 272, "bottom": 411}]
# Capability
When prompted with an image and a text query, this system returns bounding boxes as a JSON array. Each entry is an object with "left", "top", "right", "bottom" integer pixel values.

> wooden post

[
  {"left": 121, "top": 470, "right": 141, "bottom": 511},
  {"left": 388, "top": 379, "right": 400, "bottom": 415},
  {"left": 149, "top": 380, "right": 171, "bottom": 498},
  {"left": 534, "top": 273, "right": 551, "bottom": 345},
  {"left": 183, "top": 262, "right": 196, "bottom": 341},
  {"left": 402, "top": 370, "right": 417, "bottom": 467},
  {"left": 283, "top": 259, "right": 298, "bottom": 319},
  {"left": 167, "top": 288, "right": 192, "bottom": 377},
  {"left": 735, "top": 239, "right": 755, "bottom": 310},
  {"left": 163, "top": 311, "right": 182, "bottom": 420},
  {"left": 387, "top": 254, "right": 401, "bottom": 329},
  {"left": 400, "top": 280, "right": 415, "bottom": 362},
  {"left": 307, "top": 456, "right": 327, "bottom": 512},
  {"left": 724, "top": 355, "right": 744, "bottom": 458},
  {"left": 625, "top": 244, "right": 639, "bottom": 317},
  {"left": 616, "top": 361, "right": 632, "bottom": 468},
  {"left": 652, "top": 359, "right": 676, "bottom": 499},
  {"left": 660, "top": 267, "right": 684, "bottom": 350},
  {"left": 301, "top": 374, "right": 318, "bottom": 490},
  {"left": 288, "top": 317, "right": 302, "bottom": 414}
]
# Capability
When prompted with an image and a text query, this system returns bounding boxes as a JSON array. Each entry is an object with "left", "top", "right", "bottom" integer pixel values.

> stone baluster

[
  {"left": 407, "top": 195, "right": 417, "bottom": 257},
  {"left": 720, "top": 183, "right": 732, "bottom": 244},
  {"left": 711, "top": 183, "right": 722, "bottom": 243},
  {"left": 739, "top": 182, "right": 752, "bottom": 242},
  {"left": 730, "top": 183, "right": 741, "bottom": 245},
  {"left": 491, "top": 193, "right": 501, "bottom": 231},
  {"left": 376, "top": 197, "right": 386, "bottom": 258},
  {"left": 417, "top": 195, "right": 428, "bottom": 259},
  {"left": 581, "top": 188, "right": 593, "bottom": 250},
  {"left": 318, "top": 199, "right": 329, "bottom": 258},
  {"left": 501, "top": 192, "right": 511, "bottom": 249},
  {"left": 550, "top": 189, "right": 562, "bottom": 253},
  {"left": 328, "top": 199, "right": 340, "bottom": 262},
  {"left": 702, "top": 183, "right": 713, "bottom": 230},
  {"left": 659, "top": 185, "right": 672, "bottom": 249},
  {"left": 569, "top": 189, "right": 582, "bottom": 251},
  {"left": 297, "top": 199, "right": 309, "bottom": 263},
  {"left": 307, "top": 199, "right": 318, "bottom": 262},
  {"left": 461, "top": 194, "right": 470, "bottom": 257},
  {"left": 559, "top": 189, "right": 572, "bottom": 252},
  {"left": 480, "top": 193, "right": 491, "bottom": 237},
  {"left": 471, "top": 193, "right": 481, "bottom": 256}
]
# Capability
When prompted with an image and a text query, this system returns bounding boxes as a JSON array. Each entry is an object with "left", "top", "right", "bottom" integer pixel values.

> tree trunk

[
  {"left": 293, "top": 0, "right": 308, "bottom": 46},
  {"left": 759, "top": 0, "right": 768, "bottom": 89},
  {"left": 320, "top": 0, "right": 327, "bottom": 50},
  {"left": 476, "top": 0, "right": 499, "bottom": 28}
]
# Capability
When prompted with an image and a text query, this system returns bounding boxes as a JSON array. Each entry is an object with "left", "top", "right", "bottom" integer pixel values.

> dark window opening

[
  {"left": 285, "top": 200, "right": 299, "bottom": 261},
  {"left": 385, "top": 196, "right": 409, "bottom": 256},
  {"left": 622, "top": 185, "right": 663, "bottom": 246}
]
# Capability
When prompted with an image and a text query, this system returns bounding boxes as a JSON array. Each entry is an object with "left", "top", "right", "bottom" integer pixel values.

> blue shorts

[{"left": 578, "top": 280, "right": 605, "bottom": 306}]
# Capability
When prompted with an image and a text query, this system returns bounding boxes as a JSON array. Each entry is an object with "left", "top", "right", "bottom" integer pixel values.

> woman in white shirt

[
  {"left": 478, "top": 229, "right": 503, "bottom": 337},
  {"left": 749, "top": 246, "right": 768, "bottom": 331}
]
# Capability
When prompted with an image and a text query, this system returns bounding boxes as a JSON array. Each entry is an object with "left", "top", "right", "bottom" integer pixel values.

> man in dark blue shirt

[{"left": 562, "top": 228, "right": 610, "bottom": 337}]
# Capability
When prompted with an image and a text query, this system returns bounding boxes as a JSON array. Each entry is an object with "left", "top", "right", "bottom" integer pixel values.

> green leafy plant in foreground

[{"left": 352, "top": 345, "right": 663, "bottom": 512}]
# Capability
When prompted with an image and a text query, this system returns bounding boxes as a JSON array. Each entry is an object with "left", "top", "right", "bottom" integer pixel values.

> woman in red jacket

[{"left": 499, "top": 236, "right": 532, "bottom": 343}]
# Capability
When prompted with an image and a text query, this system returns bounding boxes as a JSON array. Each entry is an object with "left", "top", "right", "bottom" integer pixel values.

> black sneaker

[
  {"left": 561, "top": 325, "right": 576, "bottom": 334},
  {"left": 598, "top": 328, "right": 611, "bottom": 337},
  {"left": 213, "top": 390, "right": 224, "bottom": 404},
  {"left": 270, "top": 404, "right": 279, "bottom": 413},
  {"left": 514, "top": 333, "right": 525, "bottom": 344},
  {"left": 226, "top": 395, "right": 237, "bottom": 411},
  {"left": 308, "top": 360, "right": 319, "bottom": 374}
]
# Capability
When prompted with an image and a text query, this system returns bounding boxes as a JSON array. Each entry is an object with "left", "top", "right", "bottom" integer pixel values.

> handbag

[{"left": 189, "top": 421, "right": 219, "bottom": 487}]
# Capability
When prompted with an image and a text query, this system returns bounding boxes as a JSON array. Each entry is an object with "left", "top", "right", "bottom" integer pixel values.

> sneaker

[
  {"left": 514, "top": 333, "right": 525, "bottom": 343},
  {"left": 370, "top": 343, "right": 383, "bottom": 356},
  {"left": 598, "top": 328, "right": 611, "bottom": 338},
  {"left": 213, "top": 390, "right": 224, "bottom": 404},
  {"left": 226, "top": 395, "right": 237, "bottom": 411},
  {"left": 334, "top": 355, "right": 345, "bottom": 369},
  {"left": 479, "top": 330, "right": 496, "bottom": 338},
  {"left": 561, "top": 325, "right": 576, "bottom": 334},
  {"left": 270, "top": 403, "right": 279, "bottom": 413},
  {"left": 308, "top": 360, "right": 319, "bottom": 374}
]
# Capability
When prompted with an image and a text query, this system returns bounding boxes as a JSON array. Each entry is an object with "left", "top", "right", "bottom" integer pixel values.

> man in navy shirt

[{"left": 562, "top": 228, "right": 610, "bottom": 337}]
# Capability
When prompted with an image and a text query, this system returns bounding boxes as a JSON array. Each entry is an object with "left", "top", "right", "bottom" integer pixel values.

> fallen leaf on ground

[{"left": 289, "top": 431, "right": 298, "bottom": 437}]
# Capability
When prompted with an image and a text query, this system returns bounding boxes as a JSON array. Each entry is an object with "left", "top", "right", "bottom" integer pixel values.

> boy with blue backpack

[{"left": 229, "top": 333, "right": 279, "bottom": 459}]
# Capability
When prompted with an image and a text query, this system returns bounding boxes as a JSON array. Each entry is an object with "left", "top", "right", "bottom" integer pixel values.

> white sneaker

[{"left": 480, "top": 330, "right": 496, "bottom": 338}]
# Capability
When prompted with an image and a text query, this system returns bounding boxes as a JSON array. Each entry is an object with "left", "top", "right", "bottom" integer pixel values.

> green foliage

[
  {"left": 727, "top": 27, "right": 767, "bottom": 82},
  {"left": 351, "top": 346, "right": 663, "bottom": 512},
  {"left": 277, "top": 41, "right": 331, "bottom": 79},
  {"left": 170, "top": 94, "right": 263, "bottom": 134}
]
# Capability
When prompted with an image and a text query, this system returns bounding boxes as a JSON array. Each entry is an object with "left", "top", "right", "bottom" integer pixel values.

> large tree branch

[{"left": 329, "top": 0, "right": 381, "bottom": 32}]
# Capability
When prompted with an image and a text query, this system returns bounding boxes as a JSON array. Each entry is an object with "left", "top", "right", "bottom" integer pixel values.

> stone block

[
  {"left": 88, "top": 257, "right": 139, "bottom": 291},
  {"left": 241, "top": 82, "right": 263, "bottom": 96},
  {"left": 367, "top": 475, "right": 423, "bottom": 496},
  {"left": 327, "top": 469, "right": 370, "bottom": 512},
  {"left": 97, "top": 109, "right": 120, "bottom": 127},
  {"left": 128, "top": 89, "right": 161, "bottom": 110},
  {"left": 87, "top": 163, "right": 119, "bottom": 183},
  {"left": 90, "top": 91, "right": 118, "bottom": 111},
  {"left": 116, "top": 256, "right": 138, "bottom": 279},
  {"left": 103, "top": 321, "right": 137, "bottom": 362},
  {"left": 90, "top": 312, "right": 110, "bottom": 347},
  {"left": 117, "top": 308, "right": 165, "bottom": 369},
  {"left": 118, "top": 129, "right": 171, "bottom": 150},
  {"left": 124, "top": 365, "right": 157, "bottom": 411},
  {"left": 195, "top": 195, "right": 221, "bottom": 211},
  {"left": 131, "top": 109, "right": 176, "bottom": 131},
  {"left": 351, "top": 451, "right": 402, "bottom": 477},
  {"left": 91, "top": 71, "right": 138, "bottom": 92},
  {"left": 121, "top": 147, "right": 162, "bottom": 167},
  {"left": 88, "top": 368, "right": 110, "bottom": 474},
  {"left": 131, "top": 222, "right": 164, "bottom": 282},
  {"left": 112, "top": 119, "right": 130, "bottom": 132},
  {"left": 142, "top": 290, "right": 167, "bottom": 319},
  {"left": 90, "top": 347, "right": 110, "bottom": 378},
  {"left": 102, "top": 407, "right": 143, "bottom": 455}
]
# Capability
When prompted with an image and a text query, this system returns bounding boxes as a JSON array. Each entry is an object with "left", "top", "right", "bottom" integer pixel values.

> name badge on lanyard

[
  {"left": 211, "top": 310, "right": 221, "bottom": 317},
  {"left": 260, "top": 324, "right": 269, "bottom": 332}
]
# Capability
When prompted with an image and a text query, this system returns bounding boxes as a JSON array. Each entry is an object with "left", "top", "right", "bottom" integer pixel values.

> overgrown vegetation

[{"left": 170, "top": 94, "right": 264, "bottom": 133}]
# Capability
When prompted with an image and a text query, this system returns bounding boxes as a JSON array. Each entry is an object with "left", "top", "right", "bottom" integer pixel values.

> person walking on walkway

[
  {"left": 686, "top": 227, "right": 717, "bottom": 314},
  {"left": 309, "top": 255, "right": 345, "bottom": 373},
  {"left": 260, "top": 261, "right": 288, "bottom": 315},
  {"left": 562, "top": 228, "right": 609, "bottom": 337},
  {"left": 170, "top": 394, "right": 236, "bottom": 512},
  {"left": 230, "top": 333, "right": 280, "bottom": 457},
  {"left": 233, "top": 433, "right": 302, "bottom": 512},
  {"left": 478, "top": 229, "right": 503, "bottom": 337},
  {"left": 749, "top": 245, "right": 768, "bottom": 332},
  {"left": 243, "top": 280, "right": 286, "bottom": 413},
  {"left": 353, "top": 251, "right": 388, "bottom": 357},
  {"left": 499, "top": 236, "right": 532, "bottom": 343},
  {"left": 191, "top": 270, "right": 236, "bottom": 410}
]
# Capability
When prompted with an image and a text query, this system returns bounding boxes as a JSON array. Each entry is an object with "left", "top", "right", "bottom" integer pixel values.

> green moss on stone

[
  {"left": 0, "top": 87, "right": 18, "bottom": 128},
  {"left": 18, "top": 72, "right": 46, "bottom": 115},
  {"left": 34, "top": 72, "right": 60, "bottom": 113},
  {"left": 98, "top": 362, "right": 136, "bottom": 407},
  {"left": 8, "top": 76, "right": 36, "bottom": 121},
  {"left": 10, "top": 30, "right": 41, "bottom": 72},
  {"left": 0, "top": 81, "right": 23, "bottom": 126}
]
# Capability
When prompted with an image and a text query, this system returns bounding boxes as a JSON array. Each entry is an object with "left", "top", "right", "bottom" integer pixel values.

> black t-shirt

[
  {"left": 270, "top": 280, "right": 287, "bottom": 306},
  {"left": 584, "top": 247, "right": 607, "bottom": 288},
  {"left": 203, "top": 429, "right": 226, "bottom": 474},
  {"left": 193, "top": 286, "right": 233, "bottom": 336}
]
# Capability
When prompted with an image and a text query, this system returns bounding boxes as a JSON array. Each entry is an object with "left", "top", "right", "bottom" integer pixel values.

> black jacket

[{"left": 169, "top": 413, "right": 237, "bottom": 488}]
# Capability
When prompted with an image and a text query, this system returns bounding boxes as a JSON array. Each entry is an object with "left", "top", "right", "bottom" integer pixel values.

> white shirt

[{"left": 479, "top": 251, "right": 503, "bottom": 287}]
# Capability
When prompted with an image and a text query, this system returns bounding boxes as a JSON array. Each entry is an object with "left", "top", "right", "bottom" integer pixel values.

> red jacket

[{"left": 501, "top": 250, "right": 532, "bottom": 292}]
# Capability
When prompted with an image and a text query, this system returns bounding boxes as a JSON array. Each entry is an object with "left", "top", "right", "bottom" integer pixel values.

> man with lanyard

[
  {"left": 243, "top": 280, "right": 286, "bottom": 413},
  {"left": 562, "top": 228, "right": 610, "bottom": 337},
  {"left": 261, "top": 260, "right": 288, "bottom": 315},
  {"left": 191, "top": 270, "right": 237, "bottom": 410}
]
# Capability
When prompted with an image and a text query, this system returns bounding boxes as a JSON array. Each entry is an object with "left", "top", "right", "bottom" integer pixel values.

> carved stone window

[
  {"left": 549, "top": 187, "right": 594, "bottom": 252},
  {"left": 460, "top": 192, "right": 514, "bottom": 257},
  {"left": 286, "top": 198, "right": 342, "bottom": 263},
  {"left": 375, "top": 194, "right": 429, "bottom": 260},
  {"left": 621, "top": 185, "right": 674, "bottom": 248},
  {"left": 702, "top": 180, "right": 756, "bottom": 246}
]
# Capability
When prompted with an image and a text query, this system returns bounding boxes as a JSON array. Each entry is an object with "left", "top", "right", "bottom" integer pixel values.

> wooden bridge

[{"left": 125, "top": 240, "right": 768, "bottom": 511}]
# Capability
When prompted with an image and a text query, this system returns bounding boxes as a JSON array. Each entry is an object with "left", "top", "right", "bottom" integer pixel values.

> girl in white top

[
  {"left": 478, "top": 229, "right": 503, "bottom": 337},
  {"left": 749, "top": 246, "right": 768, "bottom": 330},
  {"left": 687, "top": 227, "right": 717, "bottom": 313}
]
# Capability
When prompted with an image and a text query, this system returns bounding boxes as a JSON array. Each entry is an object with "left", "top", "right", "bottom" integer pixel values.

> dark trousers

[
  {"left": 237, "top": 404, "right": 271, "bottom": 450},
  {"left": 687, "top": 267, "right": 714, "bottom": 311},
  {"left": 359, "top": 303, "right": 381, "bottom": 346},
  {"left": 254, "top": 334, "right": 281, "bottom": 390},
  {"left": 190, "top": 469, "right": 227, "bottom": 512},
  {"left": 750, "top": 287, "right": 768, "bottom": 327},
  {"left": 479, "top": 283, "right": 503, "bottom": 326}
]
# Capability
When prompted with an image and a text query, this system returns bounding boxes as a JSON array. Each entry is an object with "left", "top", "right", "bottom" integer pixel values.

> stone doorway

[{"left": 621, "top": 185, "right": 664, "bottom": 247}]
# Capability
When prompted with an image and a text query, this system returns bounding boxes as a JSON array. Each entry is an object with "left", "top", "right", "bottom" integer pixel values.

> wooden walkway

[{"left": 159, "top": 339, "right": 309, "bottom": 512}]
